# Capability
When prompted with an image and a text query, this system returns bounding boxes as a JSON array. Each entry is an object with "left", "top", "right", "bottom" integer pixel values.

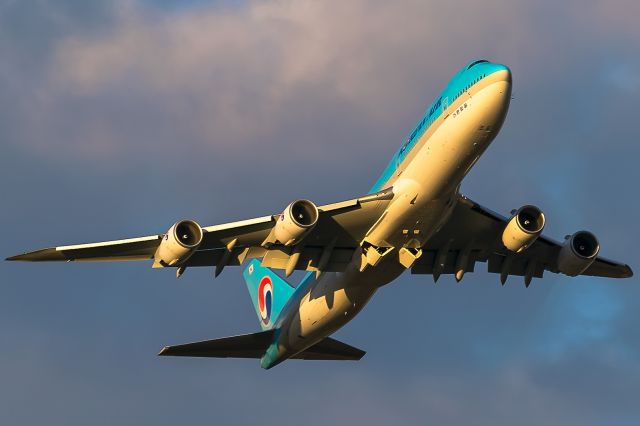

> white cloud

[
  {"left": 1, "top": 0, "right": 635, "bottom": 168},
  {"left": 46, "top": 0, "right": 531, "bottom": 157}
]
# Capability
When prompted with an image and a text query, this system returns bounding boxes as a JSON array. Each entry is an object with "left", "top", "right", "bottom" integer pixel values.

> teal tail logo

[
  {"left": 243, "top": 260, "right": 295, "bottom": 330},
  {"left": 257, "top": 275, "right": 273, "bottom": 326}
]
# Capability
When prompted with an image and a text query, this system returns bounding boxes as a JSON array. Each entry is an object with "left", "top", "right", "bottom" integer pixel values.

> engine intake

[
  {"left": 154, "top": 219, "right": 203, "bottom": 266},
  {"left": 273, "top": 199, "right": 319, "bottom": 246},
  {"left": 557, "top": 231, "right": 599, "bottom": 276},
  {"left": 501, "top": 205, "right": 545, "bottom": 253}
]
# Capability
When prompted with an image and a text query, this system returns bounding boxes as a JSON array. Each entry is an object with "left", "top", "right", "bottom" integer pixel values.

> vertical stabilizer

[{"left": 243, "top": 259, "right": 296, "bottom": 330}]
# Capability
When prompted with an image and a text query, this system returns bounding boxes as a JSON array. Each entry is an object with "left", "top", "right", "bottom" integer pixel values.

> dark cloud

[{"left": 1, "top": 1, "right": 639, "bottom": 425}]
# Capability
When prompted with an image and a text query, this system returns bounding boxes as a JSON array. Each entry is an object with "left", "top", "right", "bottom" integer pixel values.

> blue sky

[{"left": 1, "top": 1, "right": 639, "bottom": 425}]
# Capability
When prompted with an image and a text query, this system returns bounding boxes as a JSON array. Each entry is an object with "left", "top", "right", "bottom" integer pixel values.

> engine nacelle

[
  {"left": 501, "top": 205, "right": 545, "bottom": 253},
  {"left": 273, "top": 199, "right": 319, "bottom": 246},
  {"left": 557, "top": 231, "right": 600, "bottom": 276},
  {"left": 154, "top": 219, "right": 203, "bottom": 266}
]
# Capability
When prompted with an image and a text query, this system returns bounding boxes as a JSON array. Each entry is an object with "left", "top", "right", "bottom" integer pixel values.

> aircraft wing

[
  {"left": 410, "top": 195, "right": 633, "bottom": 284},
  {"left": 7, "top": 189, "right": 394, "bottom": 275}
]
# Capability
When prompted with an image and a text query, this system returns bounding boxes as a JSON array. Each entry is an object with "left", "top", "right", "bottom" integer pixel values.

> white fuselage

[{"left": 264, "top": 69, "right": 512, "bottom": 368}]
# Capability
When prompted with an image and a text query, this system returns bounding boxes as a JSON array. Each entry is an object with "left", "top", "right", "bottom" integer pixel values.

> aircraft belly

[
  {"left": 293, "top": 271, "right": 376, "bottom": 339},
  {"left": 297, "top": 287, "right": 360, "bottom": 336},
  {"left": 364, "top": 196, "right": 452, "bottom": 248},
  {"left": 276, "top": 258, "right": 404, "bottom": 359}
]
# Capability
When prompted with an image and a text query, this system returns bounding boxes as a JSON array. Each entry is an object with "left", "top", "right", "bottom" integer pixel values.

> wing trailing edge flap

[
  {"left": 411, "top": 249, "right": 482, "bottom": 275},
  {"left": 158, "top": 330, "right": 276, "bottom": 358},
  {"left": 183, "top": 245, "right": 357, "bottom": 274},
  {"left": 158, "top": 331, "right": 365, "bottom": 361}
]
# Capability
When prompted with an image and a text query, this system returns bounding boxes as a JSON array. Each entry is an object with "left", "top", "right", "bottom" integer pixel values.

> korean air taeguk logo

[{"left": 258, "top": 276, "right": 273, "bottom": 326}]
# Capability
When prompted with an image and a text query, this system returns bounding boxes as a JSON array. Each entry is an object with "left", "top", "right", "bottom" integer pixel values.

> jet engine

[
  {"left": 501, "top": 205, "right": 545, "bottom": 253},
  {"left": 273, "top": 199, "right": 319, "bottom": 246},
  {"left": 557, "top": 231, "right": 599, "bottom": 276},
  {"left": 154, "top": 219, "right": 203, "bottom": 266}
]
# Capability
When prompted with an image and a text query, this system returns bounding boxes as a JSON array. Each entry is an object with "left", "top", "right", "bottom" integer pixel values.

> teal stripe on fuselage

[{"left": 369, "top": 60, "right": 509, "bottom": 193}]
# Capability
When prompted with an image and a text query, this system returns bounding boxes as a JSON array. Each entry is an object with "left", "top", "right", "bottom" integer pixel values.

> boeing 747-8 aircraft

[{"left": 8, "top": 60, "right": 633, "bottom": 369}]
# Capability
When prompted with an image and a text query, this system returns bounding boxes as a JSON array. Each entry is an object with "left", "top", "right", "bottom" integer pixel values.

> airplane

[{"left": 7, "top": 59, "right": 633, "bottom": 369}]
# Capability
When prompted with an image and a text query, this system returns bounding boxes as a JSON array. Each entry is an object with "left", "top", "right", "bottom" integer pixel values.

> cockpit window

[{"left": 467, "top": 60, "right": 489, "bottom": 70}]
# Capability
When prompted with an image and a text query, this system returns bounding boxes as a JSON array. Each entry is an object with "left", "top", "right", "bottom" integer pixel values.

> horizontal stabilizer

[
  {"left": 292, "top": 337, "right": 366, "bottom": 361},
  {"left": 158, "top": 330, "right": 275, "bottom": 358},
  {"left": 158, "top": 331, "right": 365, "bottom": 361}
]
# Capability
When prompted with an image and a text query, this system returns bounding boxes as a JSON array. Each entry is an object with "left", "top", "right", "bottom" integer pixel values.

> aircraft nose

[
  {"left": 490, "top": 63, "right": 512, "bottom": 84},
  {"left": 483, "top": 63, "right": 512, "bottom": 129}
]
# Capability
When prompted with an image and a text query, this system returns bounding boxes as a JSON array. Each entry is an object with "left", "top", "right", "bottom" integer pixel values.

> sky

[{"left": 1, "top": 0, "right": 639, "bottom": 425}]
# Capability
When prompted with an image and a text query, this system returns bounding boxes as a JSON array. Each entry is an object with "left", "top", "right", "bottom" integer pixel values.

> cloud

[
  {"left": 7, "top": 1, "right": 534, "bottom": 166},
  {"left": 4, "top": 0, "right": 636, "bottom": 173}
]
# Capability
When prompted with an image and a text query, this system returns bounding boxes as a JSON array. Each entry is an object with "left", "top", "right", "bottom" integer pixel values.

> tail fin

[{"left": 243, "top": 259, "right": 295, "bottom": 330}]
